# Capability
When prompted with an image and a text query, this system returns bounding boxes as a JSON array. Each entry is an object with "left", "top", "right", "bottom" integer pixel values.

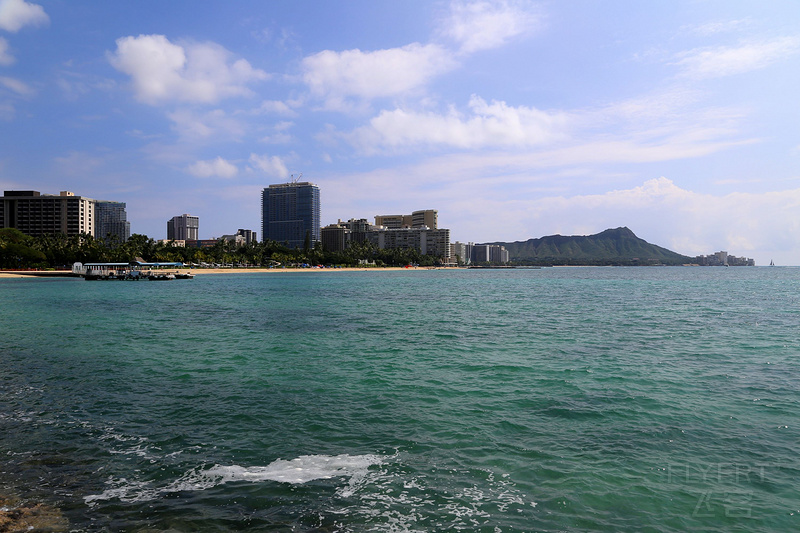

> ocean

[{"left": 1, "top": 267, "right": 798, "bottom": 531}]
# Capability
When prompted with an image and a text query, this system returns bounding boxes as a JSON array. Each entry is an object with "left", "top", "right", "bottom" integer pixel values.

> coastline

[{"left": 0, "top": 267, "right": 463, "bottom": 279}]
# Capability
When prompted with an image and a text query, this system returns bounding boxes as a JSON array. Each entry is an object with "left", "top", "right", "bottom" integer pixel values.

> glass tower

[
  {"left": 261, "top": 182, "right": 320, "bottom": 248},
  {"left": 95, "top": 201, "right": 131, "bottom": 243}
]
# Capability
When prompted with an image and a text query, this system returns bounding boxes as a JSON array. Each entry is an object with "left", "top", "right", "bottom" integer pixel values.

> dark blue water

[{"left": 1, "top": 267, "right": 799, "bottom": 531}]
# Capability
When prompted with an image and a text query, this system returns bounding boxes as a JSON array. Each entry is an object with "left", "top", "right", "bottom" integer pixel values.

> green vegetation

[
  {"left": 0, "top": 230, "right": 442, "bottom": 269},
  {"left": 0, "top": 228, "right": 47, "bottom": 268},
  {"left": 492, "top": 227, "right": 691, "bottom": 266}
]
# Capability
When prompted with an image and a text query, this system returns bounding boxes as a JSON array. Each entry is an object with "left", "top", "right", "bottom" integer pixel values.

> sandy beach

[{"left": 0, "top": 266, "right": 462, "bottom": 279}]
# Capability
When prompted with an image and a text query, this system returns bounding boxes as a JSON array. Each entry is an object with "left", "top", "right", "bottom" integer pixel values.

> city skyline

[{"left": 1, "top": 1, "right": 799, "bottom": 264}]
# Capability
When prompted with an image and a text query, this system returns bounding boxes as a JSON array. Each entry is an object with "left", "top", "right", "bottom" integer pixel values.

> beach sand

[{"left": 0, "top": 267, "right": 461, "bottom": 279}]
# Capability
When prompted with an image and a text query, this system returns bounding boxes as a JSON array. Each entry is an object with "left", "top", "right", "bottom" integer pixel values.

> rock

[{"left": 0, "top": 496, "right": 68, "bottom": 532}]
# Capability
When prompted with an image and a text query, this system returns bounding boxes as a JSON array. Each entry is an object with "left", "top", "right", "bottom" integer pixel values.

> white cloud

[
  {"left": 0, "top": 0, "right": 48, "bottom": 32},
  {"left": 0, "top": 75, "right": 32, "bottom": 96},
  {"left": 167, "top": 108, "right": 245, "bottom": 140},
  {"left": 301, "top": 43, "right": 456, "bottom": 109},
  {"left": 186, "top": 156, "right": 239, "bottom": 178},
  {"left": 440, "top": 0, "right": 542, "bottom": 54},
  {"left": 259, "top": 133, "right": 293, "bottom": 144},
  {"left": 332, "top": 169, "right": 800, "bottom": 264},
  {"left": 690, "top": 19, "right": 751, "bottom": 36},
  {"left": 248, "top": 153, "right": 288, "bottom": 178},
  {"left": 252, "top": 99, "right": 297, "bottom": 116},
  {"left": 108, "top": 34, "right": 268, "bottom": 105},
  {"left": 0, "top": 36, "right": 13, "bottom": 65},
  {"left": 345, "top": 95, "right": 569, "bottom": 153},
  {"left": 259, "top": 120, "right": 294, "bottom": 144},
  {"left": 339, "top": 84, "right": 752, "bottom": 159},
  {"left": 514, "top": 177, "right": 800, "bottom": 261},
  {"left": 674, "top": 36, "right": 800, "bottom": 79}
]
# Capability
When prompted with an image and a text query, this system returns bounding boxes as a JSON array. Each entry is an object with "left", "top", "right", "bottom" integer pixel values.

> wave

[{"left": 84, "top": 453, "right": 385, "bottom": 505}]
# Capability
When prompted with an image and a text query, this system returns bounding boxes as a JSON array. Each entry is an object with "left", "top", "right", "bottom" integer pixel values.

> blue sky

[{"left": 1, "top": 0, "right": 799, "bottom": 264}]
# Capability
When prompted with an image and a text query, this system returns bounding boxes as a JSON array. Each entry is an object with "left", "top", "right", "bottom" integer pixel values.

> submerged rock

[{"left": 0, "top": 496, "right": 68, "bottom": 532}]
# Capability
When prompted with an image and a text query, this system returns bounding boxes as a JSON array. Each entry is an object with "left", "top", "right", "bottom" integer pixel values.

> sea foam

[{"left": 84, "top": 453, "right": 384, "bottom": 505}]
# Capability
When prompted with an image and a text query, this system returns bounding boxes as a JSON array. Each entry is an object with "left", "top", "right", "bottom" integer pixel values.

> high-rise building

[
  {"left": 167, "top": 214, "right": 199, "bottom": 241},
  {"left": 321, "top": 223, "right": 347, "bottom": 252},
  {"left": 411, "top": 209, "right": 437, "bottom": 229},
  {"left": 236, "top": 229, "right": 257, "bottom": 245},
  {"left": 451, "top": 241, "right": 472, "bottom": 265},
  {"left": 365, "top": 227, "right": 451, "bottom": 262},
  {"left": 374, "top": 209, "right": 437, "bottom": 230},
  {"left": 95, "top": 201, "right": 130, "bottom": 243},
  {"left": 261, "top": 182, "right": 320, "bottom": 248},
  {"left": 471, "top": 244, "right": 509, "bottom": 264},
  {"left": 0, "top": 190, "right": 95, "bottom": 236},
  {"left": 373, "top": 214, "right": 408, "bottom": 229}
]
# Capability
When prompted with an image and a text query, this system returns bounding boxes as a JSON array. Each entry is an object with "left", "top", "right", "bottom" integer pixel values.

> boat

[
  {"left": 770, "top": 259, "right": 775, "bottom": 266},
  {"left": 175, "top": 272, "right": 194, "bottom": 279},
  {"left": 148, "top": 273, "right": 176, "bottom": 281}
]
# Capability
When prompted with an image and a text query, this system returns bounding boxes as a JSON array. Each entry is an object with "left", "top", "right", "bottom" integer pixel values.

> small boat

[
  {"left": 148, "top": 273, "right": 176, "bottom": 281},
  {"left": 175, "top": 272, "right": 194, "bottom": 280}
]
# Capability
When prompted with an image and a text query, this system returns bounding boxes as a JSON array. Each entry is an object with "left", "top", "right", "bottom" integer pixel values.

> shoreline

[{"left": 0, "top": 267, "right": 464, "bottom": 279}]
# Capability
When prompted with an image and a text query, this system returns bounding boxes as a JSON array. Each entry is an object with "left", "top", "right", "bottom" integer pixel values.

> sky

[{"left": 1, "top": 0, "right": 799, "bottom": 265}]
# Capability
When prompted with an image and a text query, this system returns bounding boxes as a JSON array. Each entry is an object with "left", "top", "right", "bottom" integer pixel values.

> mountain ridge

[{"left": 486, "top": 227, "right": 690, "bottom": 265}]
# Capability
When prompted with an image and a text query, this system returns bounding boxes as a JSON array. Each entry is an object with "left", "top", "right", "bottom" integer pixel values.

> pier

[{"left": 72, "top": 261, "right": 192, "bottom": 280}]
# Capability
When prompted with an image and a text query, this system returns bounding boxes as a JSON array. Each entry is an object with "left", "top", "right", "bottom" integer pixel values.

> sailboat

[{"left": 770, "top": 259, "right": 775, "bottom": 266}]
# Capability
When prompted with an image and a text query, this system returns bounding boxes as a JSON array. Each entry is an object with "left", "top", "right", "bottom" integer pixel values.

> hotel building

[
  {"left": 365, "top": 227, "right": 451, "bottom": 262},
  {"left": 0, "top": 190, "right": 95, "bottom": 236},
  {"left": 167, "top": 214, "right": 199, "bottom": 241},
  {"left": 374, "top": 209, "right": 438, "bottom": 230},
  {"left": 261, "top": 182, "right": 320, "bottom": 248},
  {"left": 471, "top": 244, "right": 509, "bottom": 264}
]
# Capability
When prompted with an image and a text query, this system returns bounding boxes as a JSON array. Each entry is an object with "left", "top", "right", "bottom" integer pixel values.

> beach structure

[{"left": 72, "top": 261, "right": 189, "bottom": 280}]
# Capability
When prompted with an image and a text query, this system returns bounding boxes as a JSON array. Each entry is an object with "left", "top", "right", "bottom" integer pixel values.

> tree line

[{"left": 0, "top": 228, "right": 442, "bottom": 269}]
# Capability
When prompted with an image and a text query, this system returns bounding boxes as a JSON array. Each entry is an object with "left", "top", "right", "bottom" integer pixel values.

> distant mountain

[{"left": 487, "top": 227, "right": 691, "bottom": 265}]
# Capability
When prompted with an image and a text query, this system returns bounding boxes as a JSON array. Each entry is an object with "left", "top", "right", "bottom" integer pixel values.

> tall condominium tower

[
  {"left": 95, "top": 201, "right": 130, "bottom": 242},
  {"left": 167, "top": 214, "right": 199, "bottom": 241},
  {"left": 0, "top": 190, "right": 95, "bottom": 236},
  {"left": 261, "top": 182, "right": 320, "bottom": 248}
]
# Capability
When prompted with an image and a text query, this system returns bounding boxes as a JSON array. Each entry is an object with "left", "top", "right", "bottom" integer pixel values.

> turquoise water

[{"left": 1, "top": 267, "right": 799, "bottom": 531}]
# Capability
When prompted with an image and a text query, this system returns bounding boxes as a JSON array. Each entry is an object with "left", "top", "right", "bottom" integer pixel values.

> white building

[{"left": 167, "top": 214, "right": 199, "bottom": 241}]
